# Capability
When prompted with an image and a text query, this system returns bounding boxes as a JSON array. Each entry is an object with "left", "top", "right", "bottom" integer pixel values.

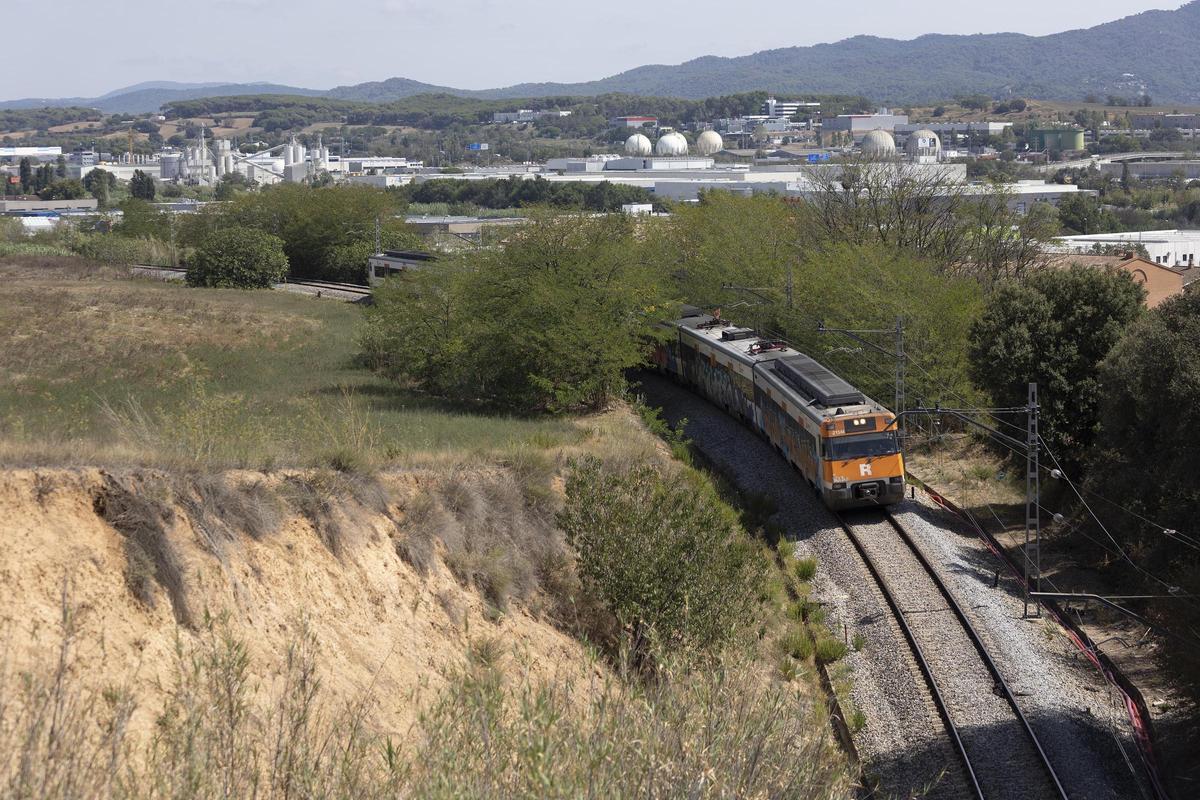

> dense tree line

[
  {"left": 0, "top": 107, "right": 101, "bottom": 132},
  {"left": 404, "top": 176, "right": 660, "bottom": 212},
  {"left": 165, "top": 91, "right": 866, "bottom": 135}
]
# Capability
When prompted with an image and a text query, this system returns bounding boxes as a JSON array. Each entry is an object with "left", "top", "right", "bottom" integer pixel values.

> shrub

[
  {"left": 557, "top": 458, "right": 765, "bottom": 656},
  {"left": 815, "top": 637, "right": 848, "bottom": 665},
  {"left": 779, "top": 628, "right": 814, "bottom": 660},
  {"left": 794, "top": 557, "right": 818, "bottom": 581},
  {"left": 72, "top": 234, "right": 171, "bottom": 266},
  {"left": 185, "top": 226, "right": 288, "bottom": 289}
]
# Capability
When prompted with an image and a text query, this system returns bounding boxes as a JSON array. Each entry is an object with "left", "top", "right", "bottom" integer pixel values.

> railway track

[
  {"left": 130, "top": 265, "right": 372, "bottom": 297},
  {"left": 838, "top": 509, "right": 1069, "bottom": 800}
]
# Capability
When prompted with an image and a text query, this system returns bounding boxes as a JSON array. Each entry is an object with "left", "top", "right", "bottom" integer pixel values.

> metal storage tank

[
  {"left": 861, "top": 129, "right": 897, "bottom": 157},
  {"left": 655, "top": 131, "right": 688, "bottom": 156},
  {"left": 624, "top": 133, "right": 652, "bottom": 156},
  {"left": 695, "top": 130, "right": 723, "bottom": 155},
  {"left": 904, "top": 129, "right": 941, "bottom": 159}
]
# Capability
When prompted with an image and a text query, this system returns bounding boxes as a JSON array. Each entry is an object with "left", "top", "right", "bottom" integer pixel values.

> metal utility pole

[
  {"left": 1025, "top": 382, "right": 1041, "bottom": 618},
  {"left": 374, "top": 215, "right": 382, "bottom": 255},
  {"left": 894, "top": 318, "right": 906, "bottom": 438}
]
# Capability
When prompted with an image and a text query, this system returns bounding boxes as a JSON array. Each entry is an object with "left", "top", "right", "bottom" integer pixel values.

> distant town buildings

[
  {"left": 1052, "top": 229, "right": 1200, "bottom": 269},
  {"left": 609, "top": 116, "right": 658, "bottom": 129},
  {"left": 760, "top": 97, "right": 820, "bottom": 119},
  {"left": 1131, "top": 113, "right": 1200, "bottom": 130},
  {"left": 492, "top": 109, "right": 573, "bottom": 124}
]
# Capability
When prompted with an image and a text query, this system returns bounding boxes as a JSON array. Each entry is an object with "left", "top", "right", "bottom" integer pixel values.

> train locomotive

[{"left": 653, "top": 307, "right": 905, "bottom": 510}]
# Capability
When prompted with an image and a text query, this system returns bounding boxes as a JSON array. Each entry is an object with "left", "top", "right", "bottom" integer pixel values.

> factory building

[
  {"left": 894, "top": 121, "right": 1012, "bottom": 144},
  {"left": 0, "top": 146, "right": 62, "bottom": 162},
  {"left": 1131, "top": 113, "right": 1200, "bottom": 130},
  {"left": 1051, "top": 230, "right": 1200, "bottom": 269},
  {"left": 823, "top": 111, "right": 909, "bottom": 138},
  {"left": 610, "top": 116, "right": 658, "bottom": 129},
  {"left": 760, "top": 97, "right": 821, "bottom": 119}
]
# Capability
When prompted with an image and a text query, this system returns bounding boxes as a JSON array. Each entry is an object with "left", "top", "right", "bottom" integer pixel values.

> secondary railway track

[
  {"left": 130, "top": 265, "right": 372, "bottom": 297},
  {"left": 839, "top": 509, "right": 1069, "bottom": 800}
]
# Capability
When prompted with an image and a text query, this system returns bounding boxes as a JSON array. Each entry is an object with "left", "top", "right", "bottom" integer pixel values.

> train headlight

[
  {"left": 889, "top": 476, "right": 903, "bottom": 484},
  {"left": 832, "top": 481, "right": 846, "bottom": 490}
]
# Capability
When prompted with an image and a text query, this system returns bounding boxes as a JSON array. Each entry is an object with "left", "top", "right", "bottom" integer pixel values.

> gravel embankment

[
  {"left": 635, "top": 372, "right": 1152, "bottom": 800},
  {"left": 894, "top": 502, "right": 1149, "bottom": 800},
  {"left": 849, "top": 513, "right": 1060, "bottom": 800}
]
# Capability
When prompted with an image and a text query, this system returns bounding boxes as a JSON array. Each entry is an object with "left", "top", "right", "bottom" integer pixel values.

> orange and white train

[{"left": 653, "top": 307, "right": 905, "bottom": 510}]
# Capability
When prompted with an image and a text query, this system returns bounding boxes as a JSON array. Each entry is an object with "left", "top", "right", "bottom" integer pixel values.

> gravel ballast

[{"left": 635, "top": 372, "right": 1153, "bottom": 800}]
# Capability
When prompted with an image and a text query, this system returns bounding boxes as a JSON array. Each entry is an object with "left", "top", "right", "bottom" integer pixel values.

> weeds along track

[{"left": 838, "top": 510, "right": 1069, "bottom": 800}]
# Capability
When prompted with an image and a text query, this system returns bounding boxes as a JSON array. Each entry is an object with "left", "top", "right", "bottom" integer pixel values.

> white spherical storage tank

[
  {"left": 860, "top": 129, "right": 897, "bottom": 157},
  {"left": 655, "top": 131, "right": 689, "bottom": 156},
  {"left": 695, "top": 130, "right": 723, "bottom": 156},
  {"left": 624, "top": 133, "right": 653, "bottom": 156}
]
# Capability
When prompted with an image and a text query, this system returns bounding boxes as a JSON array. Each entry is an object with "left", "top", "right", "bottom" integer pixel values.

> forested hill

[
  {"left": 8, "top": 2, "right": 1200, "bottom": 111},
  {"left": 480, "top": 2, "right": 1200, "bottom": 103},
  {"left": 0, "top": 82, "right": 324, "bottom": 114}
]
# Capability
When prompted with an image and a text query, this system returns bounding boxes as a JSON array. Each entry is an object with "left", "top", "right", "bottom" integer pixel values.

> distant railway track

[
  {"left": 130, "top": 265, "right": 372, "bottom": 297},
  {"left": 286, "top": 278, "right": 373, "bottom": 296},
  {"left": 838, "top": 509, "right": 1069, "bottom": 800}
]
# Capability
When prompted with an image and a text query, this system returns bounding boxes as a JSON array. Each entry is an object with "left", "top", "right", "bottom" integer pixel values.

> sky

[{"left": 0, "top": 0, "right": 1177, "bottom": 99}]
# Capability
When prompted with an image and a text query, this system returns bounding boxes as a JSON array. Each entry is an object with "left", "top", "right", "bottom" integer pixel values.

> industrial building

[
  {"left": 0, "top": 197, "right": 98, "bottom": 214},
  {"left": 609, "top": 116, "right": 658, "bottom": 129},
  {"left": 823, "top": 111, "right": 909, "bottom": 139},
  {"left": 0, "top": 146, "right": 62, "bottom": 162},
  {"left": 759, "top": 97, "right": 820, "bottom": 119},
  {"left": 1051, "top": 229, "right": 1200, "bottom": 269},
  {"left": 1131, "top": 113, "right": 1200, "bottom": 131}
]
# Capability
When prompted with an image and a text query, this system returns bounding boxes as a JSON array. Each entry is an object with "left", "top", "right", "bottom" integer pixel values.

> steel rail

[
  {"left": 881, "top": 510, "right": 1070, "bottom": 800},
  {"left": 835, "top": 512, "right": 985, "bottom": 800}
]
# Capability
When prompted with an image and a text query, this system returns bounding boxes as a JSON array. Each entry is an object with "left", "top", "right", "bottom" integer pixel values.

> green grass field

[{"left": 0, "top": 257, "right": 579, "bottom": 469}]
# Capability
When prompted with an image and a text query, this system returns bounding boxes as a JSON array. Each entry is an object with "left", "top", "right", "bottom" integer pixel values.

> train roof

[{"left": 668, "top": 311, "right": 887, "bottom": 418}]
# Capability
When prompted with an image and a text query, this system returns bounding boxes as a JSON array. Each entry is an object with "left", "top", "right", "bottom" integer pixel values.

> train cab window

[{"left": 824, "top": 432, "right": 899, "bottom": 460}]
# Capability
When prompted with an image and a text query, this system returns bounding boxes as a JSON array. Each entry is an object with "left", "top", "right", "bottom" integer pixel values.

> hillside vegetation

[{"left": 0, "top": 255, "right": 855, "bottom": 798}]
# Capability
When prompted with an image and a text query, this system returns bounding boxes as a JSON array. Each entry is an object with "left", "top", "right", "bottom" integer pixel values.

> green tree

[
  {"left": 213, "top": 172, "right": 251, "bottom": 201},
  {"left": 129, "top": 169, "right": 156, "bottom": 200},
  {"left": 55, "top": 154, "right": 67, "bottom": 179},
  {"left": 18, "top": 158, "right": 32, "bottom": 192},
  {"left": 462, "top": 213, "right": 668, "bottom": 411},
  {"left": 83, "top": 168, "right": 116, "bottom": 206},
  {"left": 193, "top": 184, "right": 410, "bottom": 280},
  {"left": 557, "top": 458, "right": 764, "bottom": 657},
  {"left": 185, "top": 226, "right": 288, "bottom": 289},
  {"left": 359, "top": 265, "right": 467, "bottom": 393},
  {"left": 1087, "top": 291, "right": 1200, "bottom": 698},
  {"left": 113, "top": 198, "right": 168, "bottom": 238},
  {"left": 37, "top": 179, "right": 87, "bottom": 200},
  {"left": 968, "top": 265, "right": 1144, "bottom": 467},
  {"left": 1056, "top": 194, "right": 1119, "bottom": 234},
  {"left": 361, "top": 213, "right": 668, "bottom": 412}
]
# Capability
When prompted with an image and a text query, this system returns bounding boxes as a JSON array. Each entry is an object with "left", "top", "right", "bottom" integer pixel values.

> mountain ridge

[{"left": 6, "top": 3, "right": 1199, "bottom": 112}]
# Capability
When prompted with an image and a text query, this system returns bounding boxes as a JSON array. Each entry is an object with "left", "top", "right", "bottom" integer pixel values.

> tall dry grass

[{"left": 0, "top": 594, "right": 851, "bottom": 800}]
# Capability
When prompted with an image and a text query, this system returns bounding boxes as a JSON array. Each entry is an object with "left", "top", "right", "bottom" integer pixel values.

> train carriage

[{"left": 656, "top": 308, "right": 904, "bottom": 510}]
